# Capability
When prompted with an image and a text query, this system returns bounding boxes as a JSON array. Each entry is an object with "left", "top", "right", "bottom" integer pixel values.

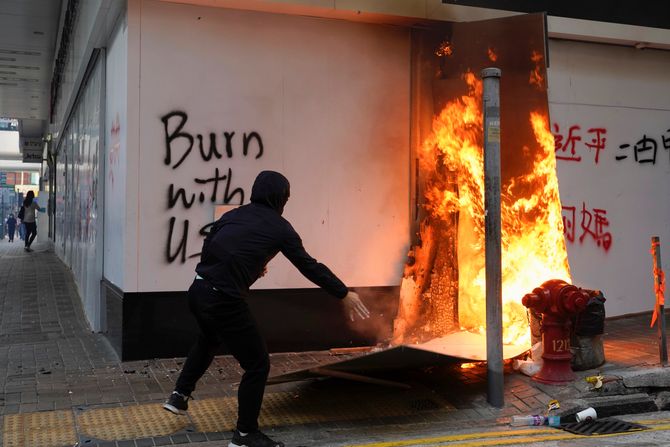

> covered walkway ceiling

[
  {"left": 0, "top": 0, "right": 60, "bottom": 139},
  {"left": 0, "top": 0, "right": 60, "bottom": 122},
  {"left": 0, "top": 0, "right": 60, "bottom": 170}
]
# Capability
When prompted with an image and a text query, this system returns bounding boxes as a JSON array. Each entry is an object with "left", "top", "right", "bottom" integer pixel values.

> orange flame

[
  {"left": 460, "top": 362, "right": 479, "bottom": 369},
  {"left": 529, "top": 50, "right": 544, "bottom": 89},
  {"left": 415, "top": 73, "right": 570, "bottom": 347},
  {"left": 436, "top": 41, "right": 454, "bottom": 57},
  {"left": 488, "top": 47, "right": 498, "bottom": 62}
]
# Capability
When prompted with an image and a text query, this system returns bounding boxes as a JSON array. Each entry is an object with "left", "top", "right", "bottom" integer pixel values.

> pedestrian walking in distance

[
  {"left": 163, "top": 170, "right": 371, "bottom": 447},
  {"left": 20, "top": 191, "right": 45, "bottom": 252},
  {"left": 5, "top": 213, "right": 17, "bottom": 242}
]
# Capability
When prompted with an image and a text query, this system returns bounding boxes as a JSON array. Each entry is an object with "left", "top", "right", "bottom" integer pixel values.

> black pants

[
  {"left": 24, "top": 222, "right": 37, "bottom": 247},
  {"left": 175, "top": 279, "right": 270, "bottom": 433},
  {"left": 7, "top": 227, "right": 15, "bottom": 241}
]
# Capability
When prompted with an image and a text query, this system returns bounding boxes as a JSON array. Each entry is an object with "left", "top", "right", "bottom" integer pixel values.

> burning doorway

[{"left": 393, "top": 13, "right": 570, "bottom": 353}]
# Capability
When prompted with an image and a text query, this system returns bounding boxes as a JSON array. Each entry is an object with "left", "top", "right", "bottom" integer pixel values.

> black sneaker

[
  {"left": 162, "top": 391, "right": 190, "bottom": 415},
  {"left": 229, "top": 430, "right": 285, "bottom": 447}
]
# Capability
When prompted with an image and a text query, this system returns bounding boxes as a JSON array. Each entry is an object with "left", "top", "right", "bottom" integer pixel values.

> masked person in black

[{"left": 164, "top": 171, "right": 370, "bottom": 447}]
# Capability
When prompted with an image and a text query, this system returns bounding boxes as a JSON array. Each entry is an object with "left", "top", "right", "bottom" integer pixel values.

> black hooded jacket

[{"left": 195, "top": 171, "right": 348, "bottom": 300}]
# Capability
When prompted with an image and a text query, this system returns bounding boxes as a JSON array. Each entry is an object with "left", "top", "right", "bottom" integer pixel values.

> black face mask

[{"left": 250, "top": 171, "right": 291, "bottom": 215}]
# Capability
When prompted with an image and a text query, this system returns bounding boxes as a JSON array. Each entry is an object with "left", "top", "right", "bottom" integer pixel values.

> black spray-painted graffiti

[
  {"left": 616, "top": 128, "right": 670, "bottom": 165},
  {"left": 162, "top": 111, "right": 263, "bottom": 169},
  {"left": 162, "top": 111, "right": 264, "bottom": 263}
]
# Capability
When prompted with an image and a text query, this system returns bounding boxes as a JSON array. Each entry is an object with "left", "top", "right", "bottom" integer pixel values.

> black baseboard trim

[
  {"left": 101, "top": 278, "right": 124, "bottom": 356},
  {"left": 102, "top": 280, "right": 399, "bottom": 361}
]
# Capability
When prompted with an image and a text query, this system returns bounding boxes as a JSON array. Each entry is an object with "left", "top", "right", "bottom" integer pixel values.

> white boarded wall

[
  {"left": 103, "top": 19, "right": 128, "bottom": 289},
  {"left": 547, "top": 39, "right": 670, "bottom": 316},
  {"left": 133, "top": 0, "right": 411, "bottom": 292}
]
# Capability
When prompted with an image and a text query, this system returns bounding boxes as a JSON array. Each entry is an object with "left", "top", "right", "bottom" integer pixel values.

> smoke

[{"left": 345, "top": 287, "right": 400, "bottom": 346}]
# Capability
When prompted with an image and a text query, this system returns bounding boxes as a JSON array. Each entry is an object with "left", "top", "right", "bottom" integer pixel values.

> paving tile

[
  {"left": 0, "top": 403, "right": 20, "bottom": 415},
  {"left": 169, "top": 433, "right": 189, "bottom": 444},
  {"left": 152, "top": 436, "right": 173, "bottom": 446},
  {"left": 512, "top": 386, "right": 540, "bottom": 399},
  {"left": 521, "top": 394, "right": 547, "bottom": 411},
  {"left": 186, "top": 432, "right": 207, "bottom": 442},
  {"left": 510, "top": 398, "right": 532, "bottom": 413},
  {"left": 135, "top": 438, "right": 156, "bottom": 447},
  {"left": 204, "top": 431, "right": 226, "bottom": 441}
]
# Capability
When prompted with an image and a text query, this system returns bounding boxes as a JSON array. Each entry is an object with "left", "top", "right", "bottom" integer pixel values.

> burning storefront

[
  {"left": 29, "top": 0, "right": 667, "bottom": 378},
  {"left": 271, "top": 14, "right": 588, "bottom": 386},
  {"left": 93, "top": 0, "right": 664, "bottom": 365},
  {"left": 395, "top": 13, "right": 571, "bottom": 353}
]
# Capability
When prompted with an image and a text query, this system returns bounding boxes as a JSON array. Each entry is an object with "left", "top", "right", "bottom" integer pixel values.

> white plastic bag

[{"left": 513, "top": 342, "right": 543, "bottom": 377}]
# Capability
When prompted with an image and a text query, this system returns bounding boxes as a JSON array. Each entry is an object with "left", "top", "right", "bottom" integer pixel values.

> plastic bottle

[
  {"left": 547, "top": 415, "right": 561, "bottom": 427},
  {"left": 510, "top": 415, "right": 546, "bottom": 426}
]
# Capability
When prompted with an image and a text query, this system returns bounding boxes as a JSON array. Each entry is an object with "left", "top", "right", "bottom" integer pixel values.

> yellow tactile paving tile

[
  {"left": 3, "top": 410, "right": 77, "bottom": 447},
  {"left": 2, "top": 389, "right": 449, "bottom": 446},
  {"left": 76, "top": 403, "right": 189, "bottom": 441},
  {"left": 188, "top": 396, "right": 239, "bottom": 433},
  {"left": 189, "top": 389, "right": 450, "bottom": 433}
]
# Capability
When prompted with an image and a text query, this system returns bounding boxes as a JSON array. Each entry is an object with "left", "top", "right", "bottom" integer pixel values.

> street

[
  {"left": 169, "top": 411, "right": 670, "bottom": 446},
  {"left": 343, "top": 412, "right": 670, "bottom": 446}
]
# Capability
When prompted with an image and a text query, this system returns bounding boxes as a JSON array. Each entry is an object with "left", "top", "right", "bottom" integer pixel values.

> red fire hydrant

[{"left": 522, "top": 279, "right": 590, "bottom": 385}]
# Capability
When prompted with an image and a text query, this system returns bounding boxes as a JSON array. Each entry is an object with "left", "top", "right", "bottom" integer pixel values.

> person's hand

[{"left": 342, "top": 291, "right": 371, "bottom": 321}]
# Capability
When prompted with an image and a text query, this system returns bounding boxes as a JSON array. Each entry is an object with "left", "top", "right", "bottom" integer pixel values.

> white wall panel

[
  {"left": 134, "top": 0, "right": 410, "bottom": 292},
  {"left": 54, "top": 58, "right": 104, "bottom": 330},
  {"left": 547, "top": 39, "right": 670, "bottom": 317},
  {"left": 104, "top": 21, "right": 128, "bottom": 288}
]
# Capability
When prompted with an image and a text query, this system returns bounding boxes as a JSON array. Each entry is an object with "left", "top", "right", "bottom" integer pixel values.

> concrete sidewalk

[{"left": 0, "top": 239, "right": 668, "bottom": 447}]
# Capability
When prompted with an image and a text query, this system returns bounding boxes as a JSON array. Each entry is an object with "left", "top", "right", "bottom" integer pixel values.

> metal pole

[
  {"left": 651, "top": 236, "right": 667, "bottom": 366},
  {"left": 482, "top": 67, "right": 504, "bottom": 408}
]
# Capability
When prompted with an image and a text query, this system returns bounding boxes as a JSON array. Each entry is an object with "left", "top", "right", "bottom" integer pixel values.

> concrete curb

[{"left": 618, "top": 367, "right": 670, "bottom": 388}]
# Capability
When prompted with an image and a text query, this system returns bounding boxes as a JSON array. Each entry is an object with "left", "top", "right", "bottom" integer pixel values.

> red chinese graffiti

[
  {"left": 553, "top": 123, "right": 609, "bottom": 165},
  {"left": 562, "top": 205, "right": 576, "bottom": 243},
  {"left": 585, "top": 128, "right": 607, "bottom": 164},
  {"left": 562, "top": 202, "right": 612, "bottom": 253},
  {"left": 553, "top": 123, "right": 582, "bottom": 162}
]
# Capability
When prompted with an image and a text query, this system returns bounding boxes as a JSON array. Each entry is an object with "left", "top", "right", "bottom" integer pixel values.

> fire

[
  {"left": 488, "top": 47, "right": 498, "bottom": 62},
  {"left": 529, "top": 51, "right": 544, "bottom": 89},
  {"left": 397, "top": 68, "right": 570, "bottom": 347},
  {"left": 460, "top": 362, "right": 480, "bottom": 369},
  {"left": 436, "top": 41, "right": 453, "bottom": 57},
  {"left": 421, "top": 72, "right": 483, "bottom": 222}
]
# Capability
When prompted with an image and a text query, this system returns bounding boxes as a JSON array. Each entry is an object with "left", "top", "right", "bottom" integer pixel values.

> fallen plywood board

[
  {"left": 268, "top": 331, "right": 529, "bottom": 385},
  {"left": 414, "top": 331, "right": 529, "bottom": 360}
]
